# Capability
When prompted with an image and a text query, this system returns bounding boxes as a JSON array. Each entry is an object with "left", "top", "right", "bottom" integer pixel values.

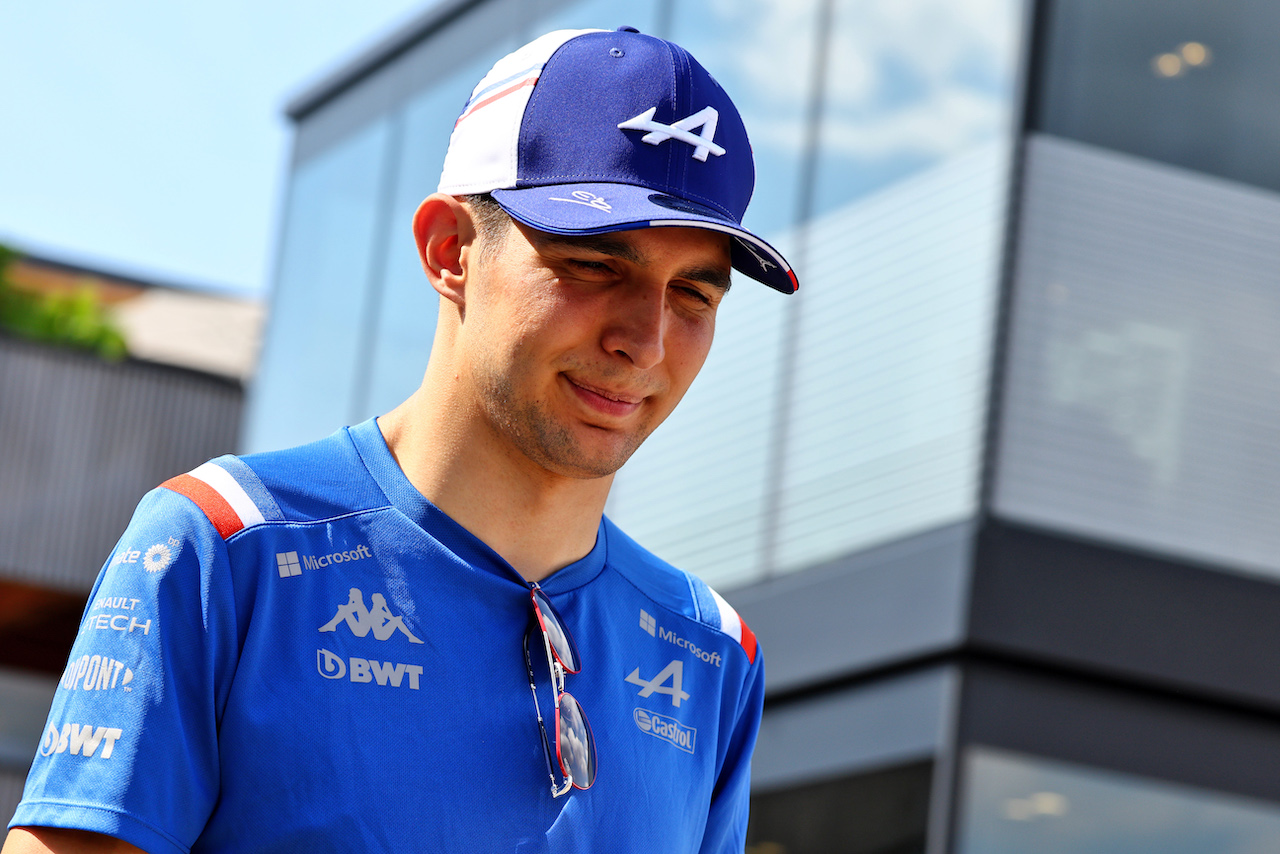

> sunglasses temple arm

[{"left": 525, "top": 634, "right": 570, "bottom": 796}]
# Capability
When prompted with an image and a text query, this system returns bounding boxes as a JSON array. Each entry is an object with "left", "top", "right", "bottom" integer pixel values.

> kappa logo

[
  {"left": 634, "top": 708, "right": 696, "bottom": 754},
  {"left": 618, "top": 106, "right": 726, "bottom": 162},
  {"left": 625, "top": 659, "right": 690, "bottom": 707},
  {"left": 319, "top": 587, "right": 423, "bottom": 643},
  {"left": 317, "top": 649, "right": 424, "bottom": 689},
  {"left": 40, "top": 723, "right": 124, "bottom": 759}
]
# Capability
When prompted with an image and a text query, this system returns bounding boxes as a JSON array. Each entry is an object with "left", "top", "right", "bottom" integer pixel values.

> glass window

[
  {"left": 532, "top": 0, "right": 659, "bottom": 38},
  {"left": 957, "top": 747, "right": 1280, "bottom": 854},
  {"left": 1036, "top": 0, "right": 1280, "bottom": 195},
  {"left": 993, "top": 136, "right": 1280, "bottom": 579},
  {"left": 244, "top": 119, "right": 392, "bottom": 453},
  {"left": 771, "top": 0, "right": 1022, "bottom": 574},
  {"left": 812, "top": 0, "right": 1021, "bottom": 218}
]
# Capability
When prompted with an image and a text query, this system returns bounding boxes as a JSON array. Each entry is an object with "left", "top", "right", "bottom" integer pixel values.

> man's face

[{"left": 458, "top": 212, "right": 732, "bottom": 480}]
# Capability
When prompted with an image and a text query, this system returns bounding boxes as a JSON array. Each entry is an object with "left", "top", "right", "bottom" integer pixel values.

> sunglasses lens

[
  {"left": 556, "top": 691, "right": 597, "bottom": 789},
  {"left": 532, "top": 588, "right": 579, "bottom": 673}
]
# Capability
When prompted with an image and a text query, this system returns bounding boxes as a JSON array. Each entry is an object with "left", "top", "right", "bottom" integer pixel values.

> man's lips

[{"left": 564, "top": 376, "right": 646, "bottom": 418}]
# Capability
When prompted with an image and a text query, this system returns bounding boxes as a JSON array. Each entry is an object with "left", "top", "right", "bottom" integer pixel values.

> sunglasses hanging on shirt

[{"left": 524, "top": 584, "right": 597, "bottom": 797}]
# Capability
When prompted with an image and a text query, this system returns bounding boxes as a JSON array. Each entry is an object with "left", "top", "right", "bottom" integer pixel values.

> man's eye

[
  {"left": 568, "top": 259, "right": 611, "bottom": 273},
  {"left": 675, "top": 286, "right": 711, "bottom": 305}
]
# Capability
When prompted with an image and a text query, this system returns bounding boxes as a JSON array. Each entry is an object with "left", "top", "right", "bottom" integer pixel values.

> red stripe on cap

[
  {"left": 455, "top": 76, "right": 539, "bottom": 128},
  {"left": 161, "top": 473, "right": 244, "bottom": 539},
  {"left": 738, "top": 616, "right": 758, "bottom": 664}
]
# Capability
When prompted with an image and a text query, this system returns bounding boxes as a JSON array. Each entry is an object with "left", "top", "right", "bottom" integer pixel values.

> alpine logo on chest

[{"left": 626, "top": 659, "right": 690, "bottom": 707}]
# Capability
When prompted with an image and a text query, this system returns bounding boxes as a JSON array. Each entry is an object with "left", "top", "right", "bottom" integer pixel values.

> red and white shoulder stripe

[
  {"left": 709, "top": 587, "right": 759, "bottom": 665},
  {"left": 161, "top": 457, "right": 283, "bottom": 539}
]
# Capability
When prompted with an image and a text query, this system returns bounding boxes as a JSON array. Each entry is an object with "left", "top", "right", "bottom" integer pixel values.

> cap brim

[{"left": 490, "top": 183, "right": 798, "bottom": 294}]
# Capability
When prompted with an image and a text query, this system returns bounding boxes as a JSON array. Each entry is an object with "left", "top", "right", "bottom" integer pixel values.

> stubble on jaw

[{"left": 480, "top": 366, "right": 655, "bottom": 480}]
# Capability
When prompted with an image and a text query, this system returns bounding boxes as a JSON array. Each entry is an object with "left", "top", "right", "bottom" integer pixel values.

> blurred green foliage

[{"left": 0, "top": 243, "right": 128, "bottom": 360}]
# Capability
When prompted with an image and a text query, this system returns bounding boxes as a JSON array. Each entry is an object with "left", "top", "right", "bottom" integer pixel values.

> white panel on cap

[{"left": 438, "top": 29, "right": 604, "bottom": 195}]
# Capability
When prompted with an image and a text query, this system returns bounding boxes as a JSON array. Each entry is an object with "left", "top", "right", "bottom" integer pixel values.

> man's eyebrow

[
  {"left": 532, "top": 232, "right": 732, "bottom": 292},
  {"left": 681, "top": 265, "right": 732, "bottom": 293},
  {"left": 532, "top": 232, "right": 643, "bottom": 264}
]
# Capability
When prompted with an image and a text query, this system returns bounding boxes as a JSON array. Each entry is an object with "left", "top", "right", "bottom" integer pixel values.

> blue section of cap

[
  {"left": 492, "top": 182, "right": 798, "bottom": 294},
  {"left": 513, "top": 30, "right": 754, "bottom": 222},
  {"left": 493, "top": 182, "right": 734, "bottom": 232}
]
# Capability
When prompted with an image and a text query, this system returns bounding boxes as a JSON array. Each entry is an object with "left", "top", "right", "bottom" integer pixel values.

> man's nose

[{"left": 602, "top": 282, "right": 666, "bottom": 369}]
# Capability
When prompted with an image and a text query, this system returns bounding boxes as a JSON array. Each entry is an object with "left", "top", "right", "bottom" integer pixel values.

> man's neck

[{"left": 376, "top": 390, "right": 612, "bottom": 583}]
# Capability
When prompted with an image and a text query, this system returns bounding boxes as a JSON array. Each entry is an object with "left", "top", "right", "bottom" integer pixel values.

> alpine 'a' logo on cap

[{"left": 618, "top": 106, "right": 725, "bottom": 162}]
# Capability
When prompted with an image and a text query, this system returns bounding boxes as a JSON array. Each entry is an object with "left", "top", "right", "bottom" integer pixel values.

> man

[{"left": 6, "top": 26, "right": 798, "bottom": 854}]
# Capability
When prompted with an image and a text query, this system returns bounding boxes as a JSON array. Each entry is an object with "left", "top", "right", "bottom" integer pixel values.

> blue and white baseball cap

[{"left": 438, "top": 27, "right": 798, "bottom": 294}]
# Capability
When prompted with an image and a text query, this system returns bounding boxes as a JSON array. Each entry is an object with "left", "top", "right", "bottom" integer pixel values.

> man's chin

[
  {"left": 501, "top": 398, "right": 655, "bottom": 479},
  {"left": 548, "top": 438, "right": 643, "bottom": 480}
]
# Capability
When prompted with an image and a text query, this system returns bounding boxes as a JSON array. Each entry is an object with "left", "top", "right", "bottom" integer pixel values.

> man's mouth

[{"left": 564, "top": 376, "right": 646, "bottom": 416}]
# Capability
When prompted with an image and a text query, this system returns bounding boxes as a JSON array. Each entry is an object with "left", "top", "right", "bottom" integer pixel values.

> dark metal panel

[
  {"left": 732, "top": 522, "right": 974, "bottom": 696},
  {"left": 753, "top": 666, "right": 953, "bottom": 791},
  {"left": 749, "top": 760, "right": 933, "bottom": 854},
  {"left": 0, "top": 337, "right": 243, "bottom": 591},
  {"left": 959, "top": 659, "right": 1280, "bottom": 806},
  {"left": 970, "top": 519, "right": 1280, "bottom": 715}
]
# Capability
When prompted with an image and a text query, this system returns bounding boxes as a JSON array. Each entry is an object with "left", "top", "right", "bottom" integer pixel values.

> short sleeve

[
  {"left": 10, "top": 486, "right": 241, "bottom": 854},
  {"left": 698, "top": 648, "right": 765, "bottom": 854}
]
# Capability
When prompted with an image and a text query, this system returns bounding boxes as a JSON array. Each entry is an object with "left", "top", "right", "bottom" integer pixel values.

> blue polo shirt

[{"left": 12, "top": 419, "right": 764, "bottom": 854}]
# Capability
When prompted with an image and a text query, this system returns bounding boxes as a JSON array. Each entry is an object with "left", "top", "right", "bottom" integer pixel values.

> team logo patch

[
  {"left": 317, "top": 649, "right": 423, "bottom": 689},
  {"left": 143, "top": 542, "right": 174, "bottom": 573},
  {"left": 634, "top": 708, "right": 696, "bottom": 754},
  {"left": 61, "top": 654, "right": 135, "bottom": 693},
  {"left": 625, "top": 659, "right": 690, "bottom": 707},
  {"left": 618, "top": 106, "right": 725, "bottom": 162},
  {"left": 319, "top": 588, "right": 423, "bottom": 644},
  {"left": 40, "top": 723, "right": 124, "bottom": 759}
]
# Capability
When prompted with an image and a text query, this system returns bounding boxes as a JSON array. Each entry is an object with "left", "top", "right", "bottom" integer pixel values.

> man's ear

[{"left": 412, "top": 193, "right": 476, "bottom": 306}]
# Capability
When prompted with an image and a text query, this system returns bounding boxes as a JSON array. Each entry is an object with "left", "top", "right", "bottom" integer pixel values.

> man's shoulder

[
  {"left": 157, "top": 425, "right": 390, "bottom": 541},
  {"left": 601, "top": 518, "right": 759, "bottom": 666}
]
